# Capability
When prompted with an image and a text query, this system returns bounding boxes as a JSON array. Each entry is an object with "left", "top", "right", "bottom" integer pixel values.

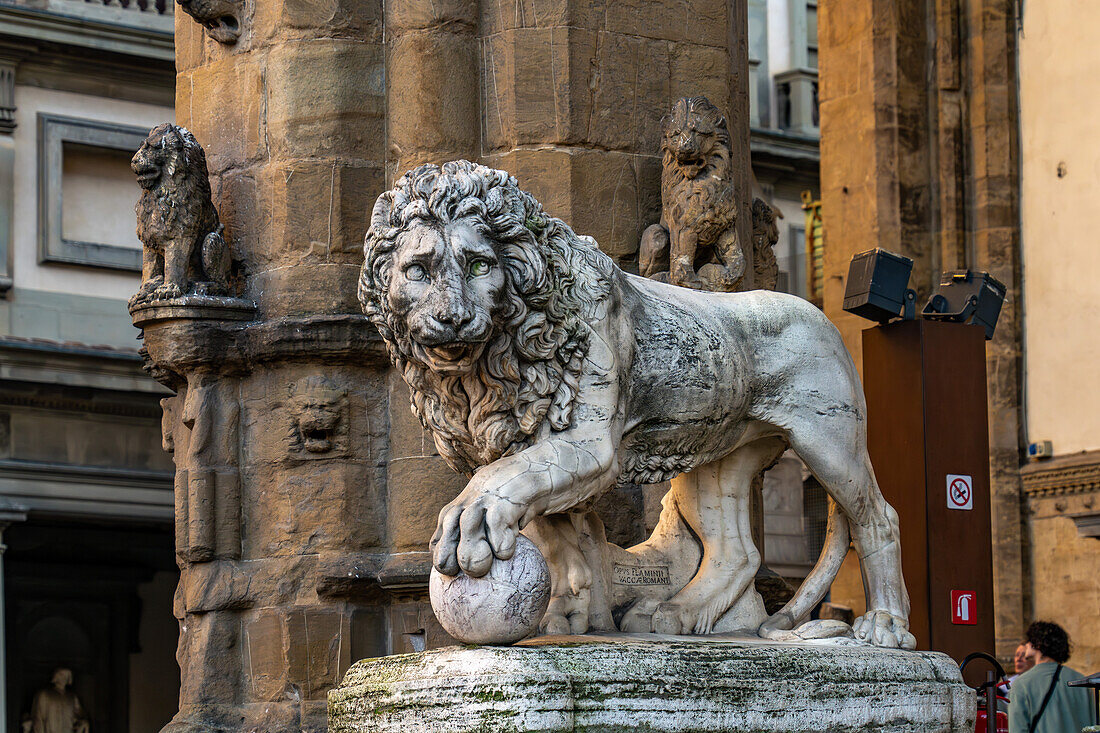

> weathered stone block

[
  {"left": 588, "top": 32, "right": 671, "bottom": 152},
  {"left": 386, "top": 456, "right": 465, "bottom": 551},
  {"left": 266, "top": 40, "right": 385, "bottom": 161},
  {"left": 330, "top": 640, "right": 976, "bottom": 732},
  {"left": 387, "top": 30, "right": 479, "bottom": 167},
  {"left": 287, "top": 608, "right": 345, "bottom": 698},
  {"left": 388, "top": 0, "right": 475, "bottom": 33},
  {"left": 244, "top": 610, "right": 290, "bottom": 701},
  {"left": 671, "top": 42, "right": 732, "bottom": 115},
  {"left": 479, "top": 0, "right": 575, "bottom": 34},
  {"left": 245, "top": 159, "right": 383, "bottom": 275},
  {"left": 480, "top": 27, "right": 598, "bottom": 152},
  {"left": 603, "top": 0, "right": 727, "bottom": 46},
  {"left": 241, "top": 459, "right": 385, "bottom": 556},
  {"left": 179, "top": 58, "right": 266, "bottom": 174}
]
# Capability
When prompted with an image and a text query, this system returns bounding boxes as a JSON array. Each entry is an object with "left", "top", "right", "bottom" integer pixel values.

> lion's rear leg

[
  {"left": 651, "top": 437, "right": 785, "bottom": 635},
  {"left": 786, "top": 423, "right": 915, "bottom": 649},
  {"left": 523, "top": 514, "right": 592, "bottom": 635}
]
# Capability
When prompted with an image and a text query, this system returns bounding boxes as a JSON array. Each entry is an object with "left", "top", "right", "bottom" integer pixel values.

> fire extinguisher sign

[{"left": 951, "top": 590, "right": 978, "bottom": 625}]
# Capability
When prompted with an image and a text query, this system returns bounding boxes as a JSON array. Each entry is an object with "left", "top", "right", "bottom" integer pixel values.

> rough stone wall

[
  {"left": 170, "top": 6, "right": 407, "bottom": 731},
  {"left": 818, "top": 0, "right": 1025, "bottom": 662},
  {"left": 476, "top": 0, "right": 744, "bottom": 269}
]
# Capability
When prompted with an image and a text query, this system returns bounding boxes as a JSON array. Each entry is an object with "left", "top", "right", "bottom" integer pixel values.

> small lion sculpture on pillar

[
  {"left": 129, "top": 123, "right": 231, "bottom": 307},
  {"left": 640, "top": 96, "right": 780, "bottom": 292},
  {"left": 360, "top": 161, "right": 915, "bottom": 649}
]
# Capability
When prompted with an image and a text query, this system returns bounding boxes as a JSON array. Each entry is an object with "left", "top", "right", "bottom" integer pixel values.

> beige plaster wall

[
  {"left": 1019, "top": 0, "right": 1100, "bottom": 456},
  {"left": 11, "top": 85, "right": 172, "bottom": 300}
]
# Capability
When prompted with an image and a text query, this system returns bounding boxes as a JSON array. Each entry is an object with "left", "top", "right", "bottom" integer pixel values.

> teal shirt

[{"left": 1008, "top": 662, "right": 1096, "bottom": 733}]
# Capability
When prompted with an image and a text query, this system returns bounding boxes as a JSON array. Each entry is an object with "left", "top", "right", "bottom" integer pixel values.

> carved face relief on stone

[{"left": 287, "top": 376, "right": 349, "bottom": 457}]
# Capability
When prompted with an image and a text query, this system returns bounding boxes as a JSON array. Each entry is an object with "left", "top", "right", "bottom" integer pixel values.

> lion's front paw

[
  {"left": 152, "top": 282, "right": 183, "bottom": 301},
  {"left": 430, "top": 488, "right": 525, "bottom": 578},
  {"left": 852, "top": 610, "right": 916, "bottom": 649}
]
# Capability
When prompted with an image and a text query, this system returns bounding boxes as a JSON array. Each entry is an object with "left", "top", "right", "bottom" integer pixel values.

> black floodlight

[
  {"left": 843, "top": 248, "right": 917, "bottom": 323},
  {"left": 921, "top": 270, "right": 1006, "bottom": 340}
]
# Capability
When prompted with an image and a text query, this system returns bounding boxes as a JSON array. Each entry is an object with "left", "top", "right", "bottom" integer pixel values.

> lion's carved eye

[
  {"left": 404, "top": 264, "right": 427, "bottom": 282},
  {"left": 468, "top": 259, "right": 492, "bottom": 278}
]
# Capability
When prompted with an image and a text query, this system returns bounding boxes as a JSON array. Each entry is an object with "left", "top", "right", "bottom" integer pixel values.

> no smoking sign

[{"left": 947, "top": 474, "right": 973, "bottom": 510}]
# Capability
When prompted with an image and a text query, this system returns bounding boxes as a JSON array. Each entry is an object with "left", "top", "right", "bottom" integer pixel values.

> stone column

[
  {"left": 152, "top": 1, "right": 759, "bottom": 730},
  {"left": 154, "top": 4, "right": 404, "bottom": 731}
]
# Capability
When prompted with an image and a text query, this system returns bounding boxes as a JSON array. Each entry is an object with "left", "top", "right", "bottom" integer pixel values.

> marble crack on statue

[{"left": 359, "top": 160, "right": 916, "bottom": 650}]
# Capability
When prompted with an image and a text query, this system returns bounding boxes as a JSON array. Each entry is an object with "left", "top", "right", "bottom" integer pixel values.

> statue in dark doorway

[{"left": 27, "top": 668, "right": 89, "bottom": 733}]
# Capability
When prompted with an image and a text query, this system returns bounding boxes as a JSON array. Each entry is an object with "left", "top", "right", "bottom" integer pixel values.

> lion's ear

[{"left": 370, "top": 191, "right": 396, "bottom": 230}]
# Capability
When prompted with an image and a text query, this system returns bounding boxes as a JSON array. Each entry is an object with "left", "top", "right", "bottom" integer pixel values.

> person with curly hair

[{"left": 1009, "top": 621, "right": 1096, "bottom": 732}]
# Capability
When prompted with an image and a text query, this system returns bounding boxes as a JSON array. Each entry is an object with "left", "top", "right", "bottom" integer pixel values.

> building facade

[
  {"left": 0, "top": 0, "right": 179, "bottom": 730},
  {"left": 817, "top": 0, "right": 1100, "bottom": 673}
]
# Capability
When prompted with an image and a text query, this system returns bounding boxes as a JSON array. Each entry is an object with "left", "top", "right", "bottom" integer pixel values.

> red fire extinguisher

[{"left": 960, "top": 652, "right": 1008, "bottom": 733}]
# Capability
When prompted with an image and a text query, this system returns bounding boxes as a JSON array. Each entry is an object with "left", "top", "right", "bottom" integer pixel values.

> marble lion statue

[
  {"left": 130, "top": 123, "right": 230, "bottom": 306},
  {"left": 639, "top": 96, "right": 745, "bottom": 291},
  {"left": 359, "top": 160, "right": 916, "bottom": 649}
]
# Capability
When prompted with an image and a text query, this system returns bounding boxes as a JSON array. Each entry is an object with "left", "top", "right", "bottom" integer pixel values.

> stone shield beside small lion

[{"left": 359, "top": 161, "right": 916, "bottom": 648}]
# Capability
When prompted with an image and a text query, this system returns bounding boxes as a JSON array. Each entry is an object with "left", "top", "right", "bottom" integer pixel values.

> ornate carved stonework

[
  {"left": 639, "top": 97, "right": 743, "bottom": 290},
  {"left": 176, "top": 0, "right": 243, "bottom": 44},
  {"left": 360, "top": 161, "right": 915, "bottom": 648},
  {"left": 751, "top": 197, "right": 781, "bottom": 291},
  {"left": 639, "top": 97, "right": 781, "bottom": 294},
  {"left": 129, "top": 124, "right": 234, "bottom": 308},
  {"left": 286, "top": 376, "right": 349, "bottom": 458},
  {"left": 1021, "top": 450, "right": 1100, "bottom": 498}
]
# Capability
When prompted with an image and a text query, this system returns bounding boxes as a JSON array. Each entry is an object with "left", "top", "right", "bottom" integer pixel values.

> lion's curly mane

[
  {"left": 135, "top": 123, "right": 218, "bottom": 250},
  {"left": 359, "top": 161, "right": 616, "bottom": 476},
  {"left": 660, "top": 97, "right": 735, "bottom": 244}
]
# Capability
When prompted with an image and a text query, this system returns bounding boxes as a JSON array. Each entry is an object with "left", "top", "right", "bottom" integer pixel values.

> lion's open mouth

[
  {"left": 417, "top": 341, "right": 487, "bottom": 373},
  {"left": 134, "top": 166, "right": 160, "bottom": 188}
]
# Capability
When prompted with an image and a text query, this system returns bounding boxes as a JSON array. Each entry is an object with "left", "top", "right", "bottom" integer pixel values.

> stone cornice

[
  {"left": 0, "top": 337, "right": 169, "bottom": 397},
  {"left": 0, "top": 4, "right": 173, "bottom": 61},
  {"left": 1021, "top": 450, "right": 1100, "bottom": 498}
]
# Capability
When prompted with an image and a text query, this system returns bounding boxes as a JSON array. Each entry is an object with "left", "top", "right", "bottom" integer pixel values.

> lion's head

[
  {"left": 359, "top": 161, "right": 615, "bottom": 476},
  {"left": 661, "top": 96, "right": 731, "bottom": 182},
  {"left": 288, "top": 376, "right": 348, "bottom": 455},
  {"left": 132, "top": 123, "right": 212, "bottom": 197}
]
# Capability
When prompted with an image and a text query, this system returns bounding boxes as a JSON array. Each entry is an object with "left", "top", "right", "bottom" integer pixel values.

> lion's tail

[{"left": 760, "top": 498, "right": 850, "bottom": 632}]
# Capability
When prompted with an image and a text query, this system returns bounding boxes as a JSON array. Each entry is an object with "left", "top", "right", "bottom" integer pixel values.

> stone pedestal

[{"left": 329, "top": 636, "right": 976, "bottom": 732}]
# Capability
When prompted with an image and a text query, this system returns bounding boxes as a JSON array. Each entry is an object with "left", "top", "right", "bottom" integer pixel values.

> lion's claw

[
  {"left": 540, "top": 588, "right": 590, "bottom": 636},
  {"left": 852, "top": 610, "right": 916, "bottom": 649},
  {"left": 152, "top": 282, "right": 183, "bottom": 301},
  {"left": 431, "top": 488, "right": 524, "bottom": 578}
]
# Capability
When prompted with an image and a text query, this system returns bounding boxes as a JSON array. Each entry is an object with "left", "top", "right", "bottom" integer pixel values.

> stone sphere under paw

[{"left": 429, "top": 535, "right": 551, "bottom": 645}]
